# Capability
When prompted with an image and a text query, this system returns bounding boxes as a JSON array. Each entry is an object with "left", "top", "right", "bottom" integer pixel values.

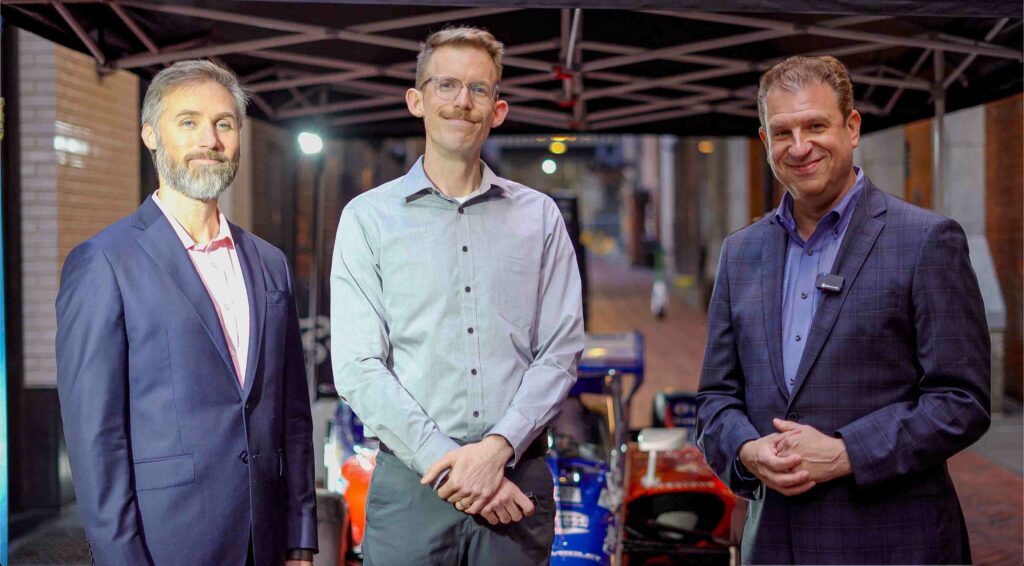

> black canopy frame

[{"left": 3, "top": 1, "right": 1021, "bottom": 137}]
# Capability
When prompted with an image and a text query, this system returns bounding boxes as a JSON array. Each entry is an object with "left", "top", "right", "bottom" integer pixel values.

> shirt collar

[
  {"left": 402, "top": 155, "right": 507, "bottom": 203},
  {"left": 152, "top": 190, "right": 234, "bottom": 251},
  {"left": 774, "top": 166, "right": 865, "bottom": 241}
]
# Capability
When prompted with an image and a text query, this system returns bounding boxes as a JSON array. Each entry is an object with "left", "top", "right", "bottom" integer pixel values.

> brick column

[
  {"left": 17, "top": 29, "right": 139, "bottom": 388},
  {"left": 17, "top": 29, "right": 58, "bottom": 388}
]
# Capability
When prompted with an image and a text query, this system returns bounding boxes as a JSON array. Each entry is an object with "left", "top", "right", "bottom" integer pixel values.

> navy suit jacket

[
  {"left": 697, "top": 180, "right": 990, "bottom": 564},
  {"left": 56, "top": 197, "right": 317, "bottom": 565}
]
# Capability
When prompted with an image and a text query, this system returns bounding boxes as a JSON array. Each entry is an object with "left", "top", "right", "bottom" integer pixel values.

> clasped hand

[
  {"left": 421, "top": 436, "right": 535, "bottom": 525},
  {"left": 739, "top": 418, "right": 852, "bottom": 496}
]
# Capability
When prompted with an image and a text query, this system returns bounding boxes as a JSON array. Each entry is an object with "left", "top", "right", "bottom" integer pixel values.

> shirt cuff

[
  {"left": 733, "top": 456, "right": 757, "bottom": 482},
  {"left": 431, "top": 468, "right": 451, "bottom": 490},
  {"left": 286, "top": 549, "right": 315, "bottom": 560},
  {"left": 411, "top": 430, "right": 461, "bottom": 477},
  {"left": 487, "top": 411, "right": 532, "bottom": 467}
]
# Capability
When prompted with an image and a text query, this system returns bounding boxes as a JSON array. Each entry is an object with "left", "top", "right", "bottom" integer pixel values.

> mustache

[
  {"left": 440, "top": 109, "right": 481, "bottom": 122},
  {"left": 184, "top": 150, "right": 229, "bottom": 163}
]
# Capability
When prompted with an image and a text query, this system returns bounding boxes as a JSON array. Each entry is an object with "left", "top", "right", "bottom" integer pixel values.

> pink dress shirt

[{"left": 153, "top": 192, "right": 251, "bottom": 386}]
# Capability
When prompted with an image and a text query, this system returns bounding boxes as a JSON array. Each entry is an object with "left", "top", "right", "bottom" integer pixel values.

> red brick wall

[
  {"left": 903, "top": 119, "right": 932, "bottom": 209},
  {"left": 55, "top": 45, "right": 139, "bottom": 266},
  {"left": 985, "top": 94, "right": 1023, "bottom": 401},
  {"left": 748, "top": 138, "right": 767, "bottom": 221}
]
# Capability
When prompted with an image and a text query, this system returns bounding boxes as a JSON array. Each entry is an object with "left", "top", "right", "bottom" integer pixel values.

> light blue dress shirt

[{"left": 331, "top": 156, "right": 585, "bottom": 476}]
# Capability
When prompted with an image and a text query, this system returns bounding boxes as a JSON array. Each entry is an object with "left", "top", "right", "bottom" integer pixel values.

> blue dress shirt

[{"left": 775, "top": 168, "right": 865, "bottom": 393}]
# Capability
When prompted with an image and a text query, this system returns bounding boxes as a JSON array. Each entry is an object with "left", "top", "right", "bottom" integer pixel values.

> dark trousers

[{"left": 362, "top": 451, "right": 556, "bottom": 566}]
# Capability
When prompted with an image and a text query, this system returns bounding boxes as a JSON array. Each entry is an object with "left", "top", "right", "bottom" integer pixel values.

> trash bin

[{"left": 315, "top": 488, "right": 347, "bottom": 566}]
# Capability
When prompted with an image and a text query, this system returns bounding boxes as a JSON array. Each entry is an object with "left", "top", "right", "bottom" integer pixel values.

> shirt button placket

[{"left": 459, "top": 206, "right": 483, "bottom": 438}]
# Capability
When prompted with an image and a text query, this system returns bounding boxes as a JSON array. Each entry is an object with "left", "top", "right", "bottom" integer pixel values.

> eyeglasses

[{"left": 419, "top": 76, "right": 500, "bottom": 102}]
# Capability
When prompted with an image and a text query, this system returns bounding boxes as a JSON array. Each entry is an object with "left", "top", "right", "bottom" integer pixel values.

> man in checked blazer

[{"left": 696, "top": 55, "right": 990, "bottom": 564}]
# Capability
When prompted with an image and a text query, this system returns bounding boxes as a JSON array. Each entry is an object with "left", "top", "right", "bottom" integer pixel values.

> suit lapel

[
  {"left": 761, "top": 219, "right": 791, "bottom": 400},
  {"left": 135, "top": 199, "right": 238, "bottom": 388},
  {"left": 788, "top": 183, "right": 887, "bottom": 402},
  {"left": 235, "top": 228, "right": 266, "bottom": 401}
]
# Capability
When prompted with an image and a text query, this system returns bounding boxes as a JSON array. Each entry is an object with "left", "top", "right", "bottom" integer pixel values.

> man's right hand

[
  {"left": 477, "top": 478, "right": 536, "bottom": 526},
  {"left": 738, "top": 432, "right": 815, "bottom": 496}
]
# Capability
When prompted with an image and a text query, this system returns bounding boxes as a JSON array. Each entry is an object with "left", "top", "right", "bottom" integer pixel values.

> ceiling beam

[
  {"left": 117, "top": 1, "right": 555, "bottom": 73},
  {"left": 112, "top": 33, "right": 326, "bottom": 69},
  {"left": 581, "top": 66, "right": 742, "bottom": 102},
  {"left": 248, "top": 69, "right": 380, "bottom": 93},
  {"left": 109, "top": 1, "right": 158, "bottom": 53},
  {"left": 52, "top": 1, "right": 106, "bottom": 65},
  {"left": 657, "top": 11, "right": 1023, "bottom": 61},
  {"left": 581, "top": 28, "right": 788, "bottom": 73},
  {"left": 348, "top": 7, "right": 516, "bottom": 34},
  {"left": 943, "top": 18, "right": 1010, "bottom": 89}
]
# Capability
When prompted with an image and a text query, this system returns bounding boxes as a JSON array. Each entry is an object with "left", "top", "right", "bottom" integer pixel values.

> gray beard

[{"left": 153, "top": 143, "right": 239, "bottom": 201}]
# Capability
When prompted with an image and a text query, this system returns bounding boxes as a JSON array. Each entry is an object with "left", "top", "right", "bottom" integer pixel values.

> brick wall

[
  {"left": 55, "top": 44, "right": 139, "bottom": 265},
  {"left": 985, "top": 94, "right": 1023, "bottom": 401},
  {"left": 903, "top": 119, "right": 932, "bottom": 209},
  {"left": 17, "top": 30, "right": 139, "bottom": 387},
  {"left": 17, "top": 29, "right": 59, "bottom": 388},
  {"left": 747, "top": 137, "right": 767, "bottom": 222}
]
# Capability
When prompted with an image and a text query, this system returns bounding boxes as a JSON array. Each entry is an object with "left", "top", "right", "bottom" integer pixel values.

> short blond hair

[
  {"left": 757, "top": 55, "right": 854, "bottom": 128},
  {"left": 415, "top": 26, "right": 504, "bottom": 87}
]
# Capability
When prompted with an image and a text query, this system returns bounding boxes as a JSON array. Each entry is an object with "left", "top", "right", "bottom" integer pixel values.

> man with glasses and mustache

[
  {"left": 56, "top": 60, "right": 317, "bottom": 566},
  {"left": 331, "top": 27, "right": 585, "bottom": 565}
]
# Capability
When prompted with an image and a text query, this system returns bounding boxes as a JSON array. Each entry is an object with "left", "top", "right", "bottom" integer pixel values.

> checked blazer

[{"left": 696, "top": 179, "right": 991, "bottom": 564}]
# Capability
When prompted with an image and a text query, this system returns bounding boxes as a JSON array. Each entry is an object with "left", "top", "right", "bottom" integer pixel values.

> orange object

[
  {"left": 625, "top": 443, "right": 737, "bottom": 551},
  {"left": 340, "top": 451, "right": 376, "bottom": 548}
]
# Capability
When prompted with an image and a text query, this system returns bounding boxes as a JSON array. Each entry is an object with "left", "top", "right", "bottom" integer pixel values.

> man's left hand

[
  {"left": 285, "top": 561, "right": 312, "bottom": 566},
  {"left": 773, "top": 418, "right": 852, "bottom": 484},
  {"left": 421, "top": 435, "right": 514, "bottom": 514}
]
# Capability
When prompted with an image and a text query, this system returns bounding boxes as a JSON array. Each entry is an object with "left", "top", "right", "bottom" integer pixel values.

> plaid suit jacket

[{"left": 696, "top": 180, "right": 991, "bottom": 564}]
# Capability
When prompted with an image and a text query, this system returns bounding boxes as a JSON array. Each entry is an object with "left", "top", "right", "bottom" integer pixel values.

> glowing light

[
  {"left": 541, "top": 159, "right": 557, "bottom": 174},
  {"left": 549, "top": 141, "right": 568, "bottom": 154},
  {"left": 697, "top": 140, "right": 714, "bottom": 154},
  {"left": 297, "top": 132, "right": 323, "bottom": 155}
]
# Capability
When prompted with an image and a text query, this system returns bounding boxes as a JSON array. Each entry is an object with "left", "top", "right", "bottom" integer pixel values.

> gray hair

[{"left": 141, "top": 59, "right": 249, "bottom": 128}]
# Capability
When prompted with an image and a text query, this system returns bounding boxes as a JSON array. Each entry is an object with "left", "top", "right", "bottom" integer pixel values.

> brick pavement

[
  {"left": 586, "top": 255, "right": 1024, "bottom": 566},
  {"left": 586, "top": 257, "right": 708, "bottom": 429}
]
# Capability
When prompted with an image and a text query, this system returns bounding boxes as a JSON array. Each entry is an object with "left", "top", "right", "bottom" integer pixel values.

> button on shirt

[
  {"left": 153, "top": 192, "right": 250, "bottom": 386},
  {"left": 330, "top": 156, "right": 585, "bottom": 476},
  {"left": 776, "top": 167, "right": 864, "bottom": 393}
]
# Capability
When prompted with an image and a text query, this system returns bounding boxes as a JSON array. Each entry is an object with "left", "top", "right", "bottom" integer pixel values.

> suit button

[
  {"left": 244, "top": 402, "right": 251, "bottom": 410},
  {"left": 240, "top": 451, "right": 249, "bottom": 464},
  {"left": 786, "top": 412, "right": 800, "bottom": 422}
]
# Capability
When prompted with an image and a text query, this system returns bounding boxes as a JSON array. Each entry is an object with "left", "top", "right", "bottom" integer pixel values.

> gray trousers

[{"left": 363, "top": 451, "right": 556, "bottom": 566}]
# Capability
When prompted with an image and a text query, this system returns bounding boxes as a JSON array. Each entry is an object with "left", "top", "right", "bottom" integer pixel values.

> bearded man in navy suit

[
  {"left": 696, "top": 55, "right": 990, "bottom": 564},
  {"left": 56, "top": 60, "right": 317, "bottom": 565}
]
